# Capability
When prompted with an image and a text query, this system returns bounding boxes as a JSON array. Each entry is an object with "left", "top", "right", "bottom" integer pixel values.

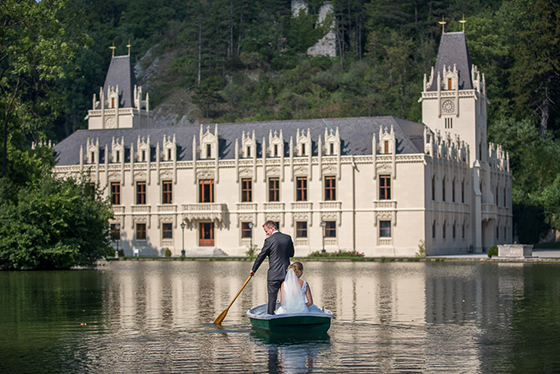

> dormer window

[
  {"left": 301, "top": 143, "right": 306, "bottom": 156},
  {"left": 384, "top": 141, "right": 389, "bottom": 154},
  {"left": 142, "top": 150, "right": 146, "bottom": 162},
  {"left": 116, "top": 151, "right": 120, "bottom": 163},
  {"left": 448, "top": 78, "right": 452, "bottom": 90},
  {"left": 247, "top": 146, "right": 251, "bottom": 158},
  {"left": 91, "top": 152, "right": 95, "bottom": 163},
  {"left": 167, "top": 149, "right": 172, "bottom": 161},
  {"left": 207, "top": 144, "right": 212, "bottom": 159},
  {"left": 274, "top": 144, "right": 278, "bottom": 157},
  {"left": 330, "top": 143, "right": 334, "bottom": 155}
]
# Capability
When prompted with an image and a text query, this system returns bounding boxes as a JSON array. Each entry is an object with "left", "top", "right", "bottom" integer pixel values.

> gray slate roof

[
  {"left": 99, "top": 55, "right": 137, "bottom": 108},
  {"left": 53, "top": 116, "right": 427, "bottom": 166},
  {"left": 429, "top": 32, "right": 473, "bottom": 91}
]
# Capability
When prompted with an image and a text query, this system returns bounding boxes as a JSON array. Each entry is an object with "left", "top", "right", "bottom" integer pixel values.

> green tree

[
  {"left": 0, "top": 0, "right": 83, "bottom": 178},
  {"left": 0, "top": 166, "right": 114, "bottom": 270}
]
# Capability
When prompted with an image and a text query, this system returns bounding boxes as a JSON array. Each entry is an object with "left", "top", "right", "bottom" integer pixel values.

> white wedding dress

[{"left": 276, "top": 269, "right": 309, "bottom": 314}]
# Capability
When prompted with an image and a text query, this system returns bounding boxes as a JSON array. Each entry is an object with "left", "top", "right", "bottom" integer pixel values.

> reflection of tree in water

[{"left": 252, "top": 332, "right": 331, "bottom": 373}]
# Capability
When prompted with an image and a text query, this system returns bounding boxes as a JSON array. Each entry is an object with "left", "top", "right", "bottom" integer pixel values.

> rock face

[{"left": 291, "top": 0, "right": 337, "bottom": 58}]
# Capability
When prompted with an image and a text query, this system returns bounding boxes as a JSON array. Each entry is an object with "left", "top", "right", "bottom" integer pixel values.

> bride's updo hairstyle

[{"left": 287, "top": 262, "right": 304, "bottom": 277}]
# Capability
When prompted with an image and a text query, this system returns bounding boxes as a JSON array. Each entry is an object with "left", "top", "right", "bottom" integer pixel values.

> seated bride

[{"left": 276, "top": 262, "right": 313, "bottom": 314}]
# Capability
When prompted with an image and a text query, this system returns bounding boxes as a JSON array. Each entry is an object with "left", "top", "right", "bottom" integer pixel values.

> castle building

[{"left": 52, "top": 32, "right": 512, "bottom": 257}]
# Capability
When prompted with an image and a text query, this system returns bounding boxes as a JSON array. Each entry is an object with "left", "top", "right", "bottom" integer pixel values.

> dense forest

[{"left": 1, "top": 0, "right": 560, "bottom": 252}]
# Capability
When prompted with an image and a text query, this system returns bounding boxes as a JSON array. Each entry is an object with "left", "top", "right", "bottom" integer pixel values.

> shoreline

[{"left": 101, "top": 249, "right": 560, "bottom": 264}]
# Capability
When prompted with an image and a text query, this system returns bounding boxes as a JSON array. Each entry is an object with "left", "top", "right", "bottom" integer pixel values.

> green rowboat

[{"left": 247, "top": 304, "right": 333, "bottom": 334}]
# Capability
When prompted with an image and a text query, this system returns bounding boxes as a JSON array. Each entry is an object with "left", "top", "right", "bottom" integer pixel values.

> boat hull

[{"left": 247, "top": 304, "right": 332, "bottom": 334}]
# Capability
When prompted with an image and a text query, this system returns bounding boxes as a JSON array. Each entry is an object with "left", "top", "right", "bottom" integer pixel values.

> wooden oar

[{"left": 214, "top": 274, "right": 253, "bottom": 325}]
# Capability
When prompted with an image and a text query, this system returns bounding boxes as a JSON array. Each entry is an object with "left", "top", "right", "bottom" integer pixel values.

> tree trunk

[
  {"left": 539, "top": 99, "right": 549, "bottom": 140},
  {"left": 198, "top": 20, "right": 202, "bottom": 86}
]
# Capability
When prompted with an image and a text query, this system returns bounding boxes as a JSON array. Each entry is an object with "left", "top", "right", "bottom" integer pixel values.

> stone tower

[
  {"left": 420, "top": 31, "right": 511, "bottom": 253},
  {"left": 86, "top": 54, "right": 151, "bottom": 130}
]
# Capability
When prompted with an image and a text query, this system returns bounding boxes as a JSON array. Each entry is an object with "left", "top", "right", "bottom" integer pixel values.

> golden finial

[
  {"left": 459, "top": 15, "right": 467, "bottom": 32},
  {"left": 127, "top": 39, "right": 131, "bottom": 55},
  {"left": 438, "top": 16, "right": 447, "bottom": 34},
  {"left": 109, "top": 41, "right": 116, "bottom": 57}
]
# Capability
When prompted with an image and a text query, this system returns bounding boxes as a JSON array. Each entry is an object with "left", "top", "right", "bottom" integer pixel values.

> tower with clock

[{"left": 419, "top": 30, "right": 511, "bottom": 253}]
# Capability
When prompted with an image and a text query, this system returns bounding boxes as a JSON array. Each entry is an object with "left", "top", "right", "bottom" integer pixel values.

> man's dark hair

[{"left": 263, "top": 220, "right": 277, "bottom": 230}]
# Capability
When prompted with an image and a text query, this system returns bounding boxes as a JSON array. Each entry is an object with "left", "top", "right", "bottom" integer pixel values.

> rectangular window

[
  {"left": 241, "top": 178, "right": 252, "bottom": 202},
  {"left": 379, "top": 221, "right": 391, "bottom": 237},
  {"left": 324, "top": 176, "right": 336, "bottom": 201},
  {"left": 207, "top": 144, "right": 212, "bottom": 159},
  {"left": 452, "top": 179, "right": 456, "bottom": 202},
  {"left": 167, "top": 148, "right": 172, "bottom": 161},
  {"left": 496, "top": 226, "right": 499, "bottom": 239},
  {"left": 442, "top": 178, "right": 446, "bottom": 202},
  {"left": 453, "top": 223, "right": 456, "bottom": 239},
  {"left": 384, "top": 141, "right": 389, "bottom": 154},
  {"left": 274, "top": 144, "right": 278, "bottom": 157},
  {"left": 503, "top": 188, "right": 506, "bottom": 207},
  {"left": 296, "top": 177, "right": 307, "bottom": 201},
  {"left": 443, "top": 221, "right": 446, "bottom": 239},
  {"left": 432, "top": 221, "right": 436, "bottom": 239},
  {"left": 269, "top": 178, "right": 280, "bottom": 202},
  {"left": 111, "top": 182, "right": 120, "bottom": 205},
  {"left": 330, "top": 143, "right": 334, "bottom": 155},
  {"left": 448, "top": 78, "right": 452, "bottom": 90},
  {"left": 136, "top": 223, "right": 147, "bottom": 240},
  {"left": 496, "top": 186, "right": 499, "bottom": 205},
  {"left": 462, "top": 223, "right": 465, "bottom": 239},
  {"left": 462, "top": 181, "right": 465, "bottom": 203},
  {"left": 379, "top": 175, "right": 391, "bottom": 200},
  {"left": 199, "top": 179, "right": 214, "bottom": 203},
  {"left": 247, "top": 146, "right": 251, "bottom": 158},
  {"left": 296, "top": 221, "right": 308, "bottom": 238},
  {"left": 301, "top": 144, "right": 306, "bottom": 156},
  {"left": 432, "top": 177, "right": 436, "bottom": 201},
  {"left": 136, "top": 181, "right": 146, "bottom": 205},
  {"left": 162, "top": 180, "right": 173, "bottom": 204},
  {"left": 142, "top": 150, "right": 146, "bottom": 162},
  {"left": 325, "top": 221, "right": 336, "bottom": 238},
  {"left": 162, "top": 223, "right": 173, "bottom": 239},
  {"left": 116, "top": 151, "right": 120, "bottom": 163},
  {"left": 241, "top": 222, "right": 253, "bottom": 238}
]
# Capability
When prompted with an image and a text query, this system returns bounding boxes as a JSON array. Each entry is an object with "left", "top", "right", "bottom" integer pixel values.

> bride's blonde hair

[{"left": 287, "top": 262, "right": 303, "bottom": 277}]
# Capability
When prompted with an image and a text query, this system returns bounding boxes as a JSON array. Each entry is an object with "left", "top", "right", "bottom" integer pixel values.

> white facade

[{"left": 52, "top": 32, "right": 512, "bottom": 257}]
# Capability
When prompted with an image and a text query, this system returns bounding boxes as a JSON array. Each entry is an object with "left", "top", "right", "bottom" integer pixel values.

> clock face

[
  {"left": 105, "top": 116, "right": 116, "bottom": 129},
  {"left": 442, "top": 100, "right": 455, "bottom": 113}
]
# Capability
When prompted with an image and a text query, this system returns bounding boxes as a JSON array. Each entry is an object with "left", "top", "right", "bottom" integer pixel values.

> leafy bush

[
  {"left": 487, "top": 245, "right": 499, "bottom": 258},
  {"left": 0, "top": 174, "right": 114, "bottom": 270},
  {"left": 164, "top": 248, "right": 172, "bottom": 257},
  {"left": 415, "top": 240, "right": 427, "bottom": 258},
  {"left": 245, "top": 244, "right": 259, "bottom": 258}
]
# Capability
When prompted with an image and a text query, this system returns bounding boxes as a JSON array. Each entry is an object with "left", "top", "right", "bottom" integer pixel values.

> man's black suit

[{"left": 251, "top": 231, "right": 295, "bottom": 314}]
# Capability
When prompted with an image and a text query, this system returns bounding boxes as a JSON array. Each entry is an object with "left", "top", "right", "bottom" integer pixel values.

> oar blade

[{"left": 213, "top": 308, "right": 228, "bottom": 325}]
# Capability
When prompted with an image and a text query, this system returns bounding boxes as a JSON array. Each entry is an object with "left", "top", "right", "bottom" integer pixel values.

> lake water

[{"left": 1, "top": 261, "right": 560, "bottom": 373}]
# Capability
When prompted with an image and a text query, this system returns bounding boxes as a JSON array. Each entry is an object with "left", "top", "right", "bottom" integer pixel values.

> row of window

[
  {"left": 111, "top": 221, "right": 348, "bottom": 242},
  {"left": 432, "top": 177, "right": 508, "bottom": 207},
  {"left": 110, "top": 175, "right": 393, "bottom": 205},
  {"left": 432, "top": 221, "right": 466, "bottom": 240},
  {"left": 431, "top": 177, "right": 465, "bottom": 203}
]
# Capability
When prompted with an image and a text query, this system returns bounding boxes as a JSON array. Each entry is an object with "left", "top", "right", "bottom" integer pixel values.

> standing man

[{"left": 250, "top": 221, "right": 294, "bottom": 315}]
